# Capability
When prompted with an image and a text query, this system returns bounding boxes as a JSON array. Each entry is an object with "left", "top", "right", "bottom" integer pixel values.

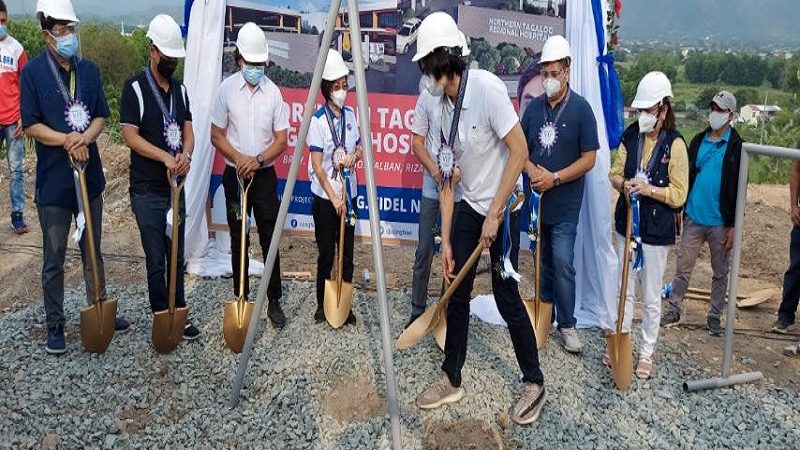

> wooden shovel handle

[
  {"left": 336, "top": 173, "right": 347, "bottom": 298},
  {"left": 533, "top": 192, "right": 544, "bottom": 315},
  {"left": 236, "top": 176, "right": 253, "bottom": 300},
  {"left": 74, "top": 165, "right": 102, "bottom": 306},
  {"left": 616, "top": 194, "right": 634, "bottom": 338},
  {"left": 166, "top": 170, "right": 185, "bottom": 315}
]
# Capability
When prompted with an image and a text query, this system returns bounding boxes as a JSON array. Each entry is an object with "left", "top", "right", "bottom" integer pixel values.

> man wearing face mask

[
  {"left": 660, "top": 91, "right": 743, "bottom": 336},
  {"left": 21, "top": 0, "right": 130, "bottom": 354},
  {"left": 521, "top": 35, "right": 598, "bottom": 354},
  {"left": 211, "top": 22, "right": 289, "bottom": 327},
  {"left": 609, "top": 71, "right": 688, "bottom": 377},
  {"left": 120, "top": 14, "right": 200, "bottom": 341}
]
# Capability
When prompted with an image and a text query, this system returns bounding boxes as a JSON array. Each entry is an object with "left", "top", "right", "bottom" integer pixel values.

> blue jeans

[
  {"left": 0, "top": 124, "right": 25, "bottom": 213},
  {"left": 130, "top": 187, "right": 186, "bottom": 313},
  {"left": 778, "top": 226, "right": 800, "bottom": 324},
  {"left": 540, "top": 221, "right": 578, "bottom": 329}
]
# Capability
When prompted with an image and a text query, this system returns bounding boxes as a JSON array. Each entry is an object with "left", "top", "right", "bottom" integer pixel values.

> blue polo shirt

[
  {"left": 20, "top": 52, "right": 109, "bottom": 209},
  {"left": 522, "top": 89, "right": 598, "bottom": 225},
  {"left": 686, "top": 128, "right": 731, "bottom": 227}
]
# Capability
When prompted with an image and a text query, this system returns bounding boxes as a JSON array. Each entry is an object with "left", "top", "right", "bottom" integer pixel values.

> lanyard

[
  {"left": 542, "top": 89, "right": 571, "bottom": 126},
  {"left": 635, "top": 130, "right": 667, "bottom": 178},
  {"left": 144, "top": 67, "right": 176, "bottom": 125},
  {"left": 46, "top": 51, "right": 79, "bottom": 104},
  {"left": 439, "top": 69, "right": 469, "bottom": 149},
  {"left": 324, "top": 104, "right": 347, "bottom": 149},
  {"left": 630, "top": 193, "right": 644, "bottom": 272}
]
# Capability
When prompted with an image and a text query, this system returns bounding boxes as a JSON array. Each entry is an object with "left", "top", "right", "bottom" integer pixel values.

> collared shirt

[
  {"left": 211, "top": 71, "right": 289, "bottom": 166},
  {"left": 120, "top": 70, "right": 192, "bottom": 191},
  {"left": 20, "top": 53, "right": 109, "bottom": 208},
  {"left": 307, "top": 104, "right": 360, "bottom": 200},
  {"left": 523, "top": 89, "right": 599, "bottom": 225},
  {"left": 0, "top": 35, "right": 27, "bottom": 125},
  {"left": 685, "top": 127, "right": 732, "bottom": 227},
  {"left": 410, "top": 90, "right": 462, "bottom": 201},
  {"left": 445, "top": 69, "right": 521, "bottom": 216},
  {"left": 611, "top": 134, "right": 689, "bottom": 210}
]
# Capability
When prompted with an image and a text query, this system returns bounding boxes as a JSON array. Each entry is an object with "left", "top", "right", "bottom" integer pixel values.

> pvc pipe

[
  {"left": 683, "top": 371, "right": 763, "bottom": 392},
  {"left": 229, "top": 0, "right": 342, "bottom": 408},
  {"left": 346, "top": 0, "right": 403, "bottom": 448}
]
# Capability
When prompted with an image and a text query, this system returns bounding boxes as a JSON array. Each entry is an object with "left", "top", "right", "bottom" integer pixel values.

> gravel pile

[{"left": 1, "top": 277, "right": 798, "bottom": 449}]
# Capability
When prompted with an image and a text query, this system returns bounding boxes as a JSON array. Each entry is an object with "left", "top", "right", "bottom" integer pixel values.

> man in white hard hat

[
  {"left": 306, "top": 48, "right": 362, "bottom": 324},
  {"left": 412, "top": 12, "right": 545, "bottom": 425},
  {"left": 521, "top": 34, "right": 598, "bottom": 354},
  {"left": 21, "top": 0, "right": 129, "bottom": 354},
  {"left": 120, "top": 14, "right": 200, "bottom": 341},
  {"left": 211, "top": 22, "right": 289, "bottom": 327}
]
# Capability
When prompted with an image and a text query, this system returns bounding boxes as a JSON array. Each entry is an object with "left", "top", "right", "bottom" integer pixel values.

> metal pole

[
  {"left": 229, "top": 0, "right": 342, "bottom": 407},
  {"left": 683, "top": 371, "right": 764, "bottom": 393},
  {"left": 345, "top": 0, "right": 403, "bottom": 448}
]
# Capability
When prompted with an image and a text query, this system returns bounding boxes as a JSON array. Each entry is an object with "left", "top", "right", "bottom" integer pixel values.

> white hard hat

[
  {"left": 412, "top": 12, "right": 470, "bottom": 62},
  {"left": 236, "top": 22, "right": 269, "bottom": 63},
  {"left": 146, "top": 14, "right": 186, "bottom": 59},
  {"left": 36, "top": 0, "right": 79, "bottom": 25},
  {"left": 631, "top": 71, "right": 673, "bottom": 109},
  {"left": 322, "top": 49, "right": 349, "bottom": 81},
  {"left": 540, "top": 35, "right": 571, "bottom": 64}
]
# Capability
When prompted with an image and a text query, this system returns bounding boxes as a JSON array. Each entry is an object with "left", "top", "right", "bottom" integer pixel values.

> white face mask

[
  {"left": 708, "top": 111, "right": 730, "bottom": 131},
  {"left": 331, "top": 89, "right": 347, "bottom": 108},
  {"left": 543, "top": 78, "right": 561, "bottom": 99},
  {"left": 638, "top": 111, "right": 659, "bottom": 134},
  {"left": 423, "top": 74, "right": 444, "bottom": 97}
]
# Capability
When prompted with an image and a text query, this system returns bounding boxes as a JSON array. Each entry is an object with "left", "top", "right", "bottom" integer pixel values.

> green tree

[
  {"left": 7, "top": 19, "right": 46, "bottom": 59},
  {"left": 733, "top": 87, "right": 759, "bottom": 107},
  {"left": 79, "top": 24, "right": 139, "bottom": 90},
  {"left": 696, "top": 86, "right": 719, "bottom": 109},
  {"left": 478, "top": 47, "right": 500, "bottom": 72}
]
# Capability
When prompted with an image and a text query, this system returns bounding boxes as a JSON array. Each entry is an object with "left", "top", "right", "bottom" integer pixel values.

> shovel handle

[
  {"left": 616, "top": 194, "right": 635, "bottom": 339},
  {"left": 73, "top": 161, "right": 103, "bottom": 307},
  {"left": 336, "top": 172, "right": 347, "bottom": 299},
  {"left": 236, "top": 175, "right": 254, "bottom": 300},
  {"left": 166, "top": 170, "right": 184, "bottom": 315},
  {"left": 533, "top": 191, "right": 544, "bottom": 315}
]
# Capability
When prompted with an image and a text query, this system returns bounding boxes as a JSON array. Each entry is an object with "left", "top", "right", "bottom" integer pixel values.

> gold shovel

[
  {"left": 323, "top": 178, "right": 354, "bottom": 329},
  {"left": 605, "top": 193, "right": 634, "bottom": 391},
  {"left": 223, "top": 175, "right": 255, "bottom": 353},
  {"left": 152, "top": 172, "right": 189, "bottom": 354},
  {"left": 398, "top": 193, "right": 524, "bottom": 351},
  {"left": 73, "top": 159, "right": 117, "bottom": 354},
  {"left": 522, "top": 192, "right": 553, "bottom": 350}
]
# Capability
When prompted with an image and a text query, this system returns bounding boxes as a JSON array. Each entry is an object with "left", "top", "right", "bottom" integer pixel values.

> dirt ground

[{"left": 1, "top": 140, "right": 798, "bottom": 449}]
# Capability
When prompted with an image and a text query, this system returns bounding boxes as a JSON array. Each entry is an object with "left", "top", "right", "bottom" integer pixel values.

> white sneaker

[{"left": 559, "top": 327, "right": 583, "bottom": 353}]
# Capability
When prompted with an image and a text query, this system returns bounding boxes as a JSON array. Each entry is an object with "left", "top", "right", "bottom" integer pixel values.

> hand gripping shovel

[
  {"left": 397, "top": 193, "right": 524, "bottom": 351},
  {"left": 223, "top": 175, "right": 255, "bottom": 352},
  {"left": 605, "top": 193, "right": 634, "bottom": 390},
  {"left": 152, "top": 172, "right": 189, "bottom": 354},
  {"left": 73, "top": 159, "right": 117, "bottom": 354},
  {"left": 522, "top": 192, "right": 553, "bottom": 350},
  {"left": 323, "top": 178, "right": 354, "bottom": 328}
]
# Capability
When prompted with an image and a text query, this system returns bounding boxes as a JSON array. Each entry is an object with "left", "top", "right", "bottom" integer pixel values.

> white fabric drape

[{"left": 566, "top": 0, "right": 619, "bottom": 330}]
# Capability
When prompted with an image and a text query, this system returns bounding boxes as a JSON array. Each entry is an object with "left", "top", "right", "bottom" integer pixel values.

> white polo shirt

[
  {"left": 210, "top": 71, "right": 289, "bottom": 167},
  {"left": 445, "top": 69, "right": 522, "bottom": 215},
  {"left": 411, "top": 90, "right": 463, "bottom": 201},
  {"left": 307, "top": 105, "right": 360, "bottom": 200}
]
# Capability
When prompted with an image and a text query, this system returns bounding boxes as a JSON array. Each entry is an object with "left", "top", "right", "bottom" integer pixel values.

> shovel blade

[
  {"left": 605, "top": 333, "right": 634, "bottom": 391},
  {"left": 522, "top": 298, "right": 552, "bottom": 350},
  {"left": 223, "top": 298, "right": 255, "bottom": 353},
  {"left": 433, "top": 313, "right": 447, "bottom": 351},
  {"left": 79, "top": 298, "right": 118, "bottom": 354},
  {"left": 323, "top": 279, "right": 354, "bottom": 329},
  {"left": 396, "top": 303, "right": 440, "bottom": 349},
  {"left": 152, "top": 307, "right": 189, "bottom": 354}
]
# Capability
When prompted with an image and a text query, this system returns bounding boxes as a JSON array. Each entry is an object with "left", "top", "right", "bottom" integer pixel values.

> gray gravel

[{"left": 1, "top": 277, "right": 799, "bottom": 449}]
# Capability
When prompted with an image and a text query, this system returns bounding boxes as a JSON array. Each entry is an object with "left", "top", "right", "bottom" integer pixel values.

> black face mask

[{"left": 157, "top": 56, "right": 178, "bottom": 79}]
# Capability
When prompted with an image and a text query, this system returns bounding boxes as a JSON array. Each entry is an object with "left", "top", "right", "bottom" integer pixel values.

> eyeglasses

[
  {"left": 541, "top": 69, "right": 564, "bottom": 79},
  {"left": 48, "top": 24, "right": 76, "bottom": 38}
]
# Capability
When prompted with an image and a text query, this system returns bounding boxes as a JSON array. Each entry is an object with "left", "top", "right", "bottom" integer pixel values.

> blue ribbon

[
  {"left": 500, "top": 191, "right": 522, "bottom": 282},
  {"left": 630, "top": 193, "right": 644, "bottom": 272},
  {"left": 591, "top": 0, "right": 625, "bottom": 149},
  {"left": 527, "top": 190, "right": 542, "bottom": 255},
  {"left": 661, "top": 282, "right": 673, "bottom": 300},
  {"left": 342, "top": 168, "right": 357, "bottom": 227}
]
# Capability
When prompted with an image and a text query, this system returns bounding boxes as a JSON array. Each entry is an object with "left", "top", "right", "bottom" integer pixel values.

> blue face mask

[
  {"left": 0, "top": 25, "right": 7, "bottom": 40},
  {"left": 54, "top": 33, "right": 78, "bottom": 59},
  {"left": 242, "top": 64, "right": 265, "bottom": 86}
]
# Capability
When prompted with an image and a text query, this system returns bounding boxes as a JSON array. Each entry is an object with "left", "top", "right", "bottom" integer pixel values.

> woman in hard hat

[
  {"left": 211, "top": 22, "right": 289, "bottom": 327},
  {"left": 307, "top": 49, "right": 361, "bottom": 325},
  {"left": 608, "top": 71, "right": 689, "bottom": 379},
  {"left": 411, "top": 12, "right": 545, "bottom": 425}
]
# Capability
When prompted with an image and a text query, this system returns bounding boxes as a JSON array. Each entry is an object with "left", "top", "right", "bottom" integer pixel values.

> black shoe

[
  {"left": 46, "top": 325, "right": 66, "bottom": 355},
  {"left": 345, "top": 311, "right": 357, "bottom": 326},
  {"left": 268, "top": 300, "right": 286, "bottom": 327},
  {"left": 771, "top": 319, "right": 793, "bottom": 334},
  {"left": 183, "top": 323, "right": 201, "bottom": 340},
  {"left": 314, "top": 304, "right": 325, "bottom": 323},
  {"left": 660, "top": 310, "right": 681, "bottom": 327},
  {"left": 10, "top": 212, "right": 29, "bottom": 234},
  {"left": 405, "top": 312, "right": 422, "bottom": 329},
  {"left": 707, "top": 317, "right": 723, "bottom": 337},
  {"left": 115, "top": 317, "right": 131, "bottom": 333}
]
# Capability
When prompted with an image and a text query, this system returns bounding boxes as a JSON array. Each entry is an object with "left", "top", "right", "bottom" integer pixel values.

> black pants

[
  {"left": 442, "top": 201, "right": 544, "bottom": 387},
  {"left": 223, "top": 165, "right": 282, "bottom": 301},
  {"left": 312, "top": 194, "right": 354, "bottom": 307},
  {"left": 778, "top": 226, "right": 800, "bottom": 324}
]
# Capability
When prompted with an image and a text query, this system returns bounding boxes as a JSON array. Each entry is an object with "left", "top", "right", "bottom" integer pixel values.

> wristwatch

[
  {"left": 256, "top": 153, "right": 265, "bottom": 168},
  {"left": 553, "top": 171, "right": 562, "bottom": 187},
  {"left": 650, "top": 187, "right": 657, "bottom": 197}
]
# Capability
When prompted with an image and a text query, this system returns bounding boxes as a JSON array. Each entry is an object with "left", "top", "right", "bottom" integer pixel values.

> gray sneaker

[
  {"left": 707, "top": 317, "right": 723, "bottom": 337},
  {"left": 511, "top": 382, "right": 546, "bottom": 425},
  {"left": 771, "top": 319, "right": 792, "bottom": 334},
  {"left": 416, "top": 373, "right": 464, "bottom": 410},
  {"left": 559, "top": 327, "right": 583, "bottom": 353},
  {"left": 783, "top": 342, "right": 800, "bottom": 357}
]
